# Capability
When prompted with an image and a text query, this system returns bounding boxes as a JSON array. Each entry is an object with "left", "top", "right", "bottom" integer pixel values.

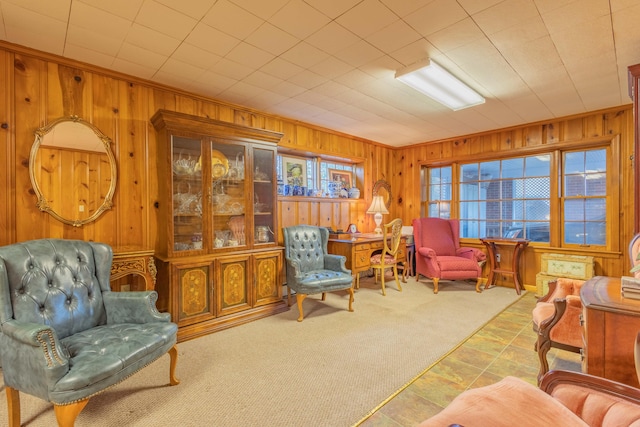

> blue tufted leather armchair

[
  {"left": 283, "top": 226, "right": 354, "bottom": 322},
  {"left": 0, "top": 239, "right": 179, "bottom": 427}
]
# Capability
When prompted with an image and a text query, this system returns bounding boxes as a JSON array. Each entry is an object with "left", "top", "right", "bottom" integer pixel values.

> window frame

[{"left": 420, "top": 136, "right": 620, "bottom": 251}]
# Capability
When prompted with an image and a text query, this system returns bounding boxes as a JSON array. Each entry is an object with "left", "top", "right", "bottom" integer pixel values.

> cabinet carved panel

[
  {"left": 180, "top": 267, "right": 209, "bottom": 318},
  {"left": 221, "top": 261, "right": 247, "bottom": 309}
]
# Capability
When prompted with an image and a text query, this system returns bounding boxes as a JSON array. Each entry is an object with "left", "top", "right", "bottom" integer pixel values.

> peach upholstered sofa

[{"left": 418, "top": 365, "right": 640, "bottom": 426}]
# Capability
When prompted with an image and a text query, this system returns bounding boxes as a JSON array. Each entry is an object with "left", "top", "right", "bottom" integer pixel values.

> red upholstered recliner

[{"left": 412, "top": 218, "right": 486, "bottom": 293}]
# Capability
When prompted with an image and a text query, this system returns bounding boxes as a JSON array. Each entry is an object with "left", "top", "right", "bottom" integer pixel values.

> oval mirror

[
  {"left": 373, "top": 179, "right": 392, "bottom": 210},
  {"left": 29, "top": 116, "right": 117, "bottom": 227}
]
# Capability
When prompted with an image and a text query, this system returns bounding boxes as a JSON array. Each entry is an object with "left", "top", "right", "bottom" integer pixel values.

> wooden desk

[
  {"left": 582, "top": 276, "right": 640, "bottom": 388},
  {"left": 328, "top": 233, "right": 407, "bottom": 286},
  {"left": 479, "top": 237, "right": 529, "bottom": 294}
]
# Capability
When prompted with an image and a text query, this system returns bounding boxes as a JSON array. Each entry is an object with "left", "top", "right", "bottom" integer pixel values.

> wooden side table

[{"left": 479, "top": 237, "right": 529, "bottom": 294}]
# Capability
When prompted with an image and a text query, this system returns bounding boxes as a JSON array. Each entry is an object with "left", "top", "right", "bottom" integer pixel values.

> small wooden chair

[{"left": 369, "top": 218, "right": 404, "bottom": 296}]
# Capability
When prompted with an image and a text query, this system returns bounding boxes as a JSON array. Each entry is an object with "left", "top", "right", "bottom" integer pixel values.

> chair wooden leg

[
  {"left": 355, "top": 272, "right": 360, "bottom": 289},
  {"left": 6, "top": 386, "right": 20, "bottom": 427},
  {"left": 54, "top": 399, "right": 89, "bottom": 427},
  {"left": 380, "top": 268, "right": 386, "bottom": 296},
  {"left": 321, "top": 293, "right": 326, "bottom": 301},
  {"left": 536, "top": 335, "right": 552, "bottom": 384},
  {"left": 296, "top": 293, "right": 307, "bottom": 322},
  {"left": 393, "top": 265, "right": 402, "bottom": 292},
  {"left": 287, "top": 286, "right": 292, "bottom": 306},
  {"left": 475, "top": 278, "right": 483, "bottom": 293},
  {"left": 169, "top": 344, "right": 180, "bottom": 386},
  {"left": 433, "top": 277, "right": 439, "bottom": 294},
  {"left": 347, "top": 287, "right": 354, "bottom": 312}
]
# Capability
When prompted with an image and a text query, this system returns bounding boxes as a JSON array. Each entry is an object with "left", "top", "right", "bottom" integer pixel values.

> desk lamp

[{"left": 367, "top": 195, "right": 389, "bottom": 234}]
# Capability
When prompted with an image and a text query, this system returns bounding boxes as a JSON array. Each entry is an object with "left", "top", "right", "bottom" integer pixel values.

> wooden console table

[
  {"left": 328, "top": 233, "right": 407, "bottom": 287},
  {"left": 110, "top": 250, "right": 157, "bottom": 291},
  {"left": 581, "top": 276, "right": 640, "bottom": 388},
  {"left": 479, "top": 237, "right": 529, "bottom": 294}
]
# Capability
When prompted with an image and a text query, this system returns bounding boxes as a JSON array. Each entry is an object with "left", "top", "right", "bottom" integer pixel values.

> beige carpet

[{"left": 1, "top": 276, "right": 522, "bottom": 427}]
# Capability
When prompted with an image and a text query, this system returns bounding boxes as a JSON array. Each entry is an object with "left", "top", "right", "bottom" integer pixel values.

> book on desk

[{"left": 621, "top": 276, "right": 640, "bottom": 300}]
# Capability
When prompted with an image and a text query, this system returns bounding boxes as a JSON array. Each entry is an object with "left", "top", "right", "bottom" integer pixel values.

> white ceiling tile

[
  {"left": 388, "top": 38, "right": 439, "bottom": 67},
  {"left": 125, "top": 23, "right": 181, "bottom": 56},
  {"left": 201, "top": 0, "right": 264, "bottom": 40},
  {"left": 219, "top": 80, "right": 265, "bottom": 103},
  {"left": 209, "top": 57, "right": 254, "bottom": 79},
  {"left": 242, "top": 70, "right": 284, "bottom": 91},
  {"left": 270, "top": 80, "right": 307, "bottom": 97},
  {"left": 334, "top": 40, "right": 385, "bottom": 68},
  {"left": 358, "top": 55, "right": 401, "bottom": 79},
  {"left": 404, "top": 0, "right": 468, "bottom": 37},
  {"left": 118, "top": 42, "right": 168, "bottom": 69},
  {"left": 194, "top": 70, "right": 238, "bottom": 93},
  {"left": 64, "top": 43, "right": 115, "bottom": 69},
  {"left": 311, "top": 56, "right": 352, "bottom": 79},
  {"left": 313, "top": 81, "right": 351, "bottom": 97},
  {"left": 302, "top": 0, "right": 363, "bottom": 20},
  {"left": 260, "top": 57, "right": 305, "bottom": 79},
  {"left": 280, "top": 41, "right": 329, "bottom": 68},
  {"left": 457, "top": 0, "right": 503, "bottom": 15},
  {"left": 247, "top": 90, "right": 288, "bottom": 109},
  {"left": 159, "top": 57, "right": 205, "bottom": 80},
  {"left": 473, "top": 0, "right": 540, "bottom": 36},
  {"left": 78, "top": 0, "right": 143, "bottom": 21},
  {"left": 269, "top": 0, "right": 330, "bottom": 39},
  {"left": 66, "top": 25, "right": 124, "bottom": 57},
  {"left": 336, "top": 0, "right": 398, "bottom": 39},
  {"left": 172, "top": 43, "right": 221, "bottom": 70},
  {"left": 541, "top": 0, "right": 610, "bottom": 33},
  {"left": 153, "top": 69, "right": 198, "bottom": 89},
  {"left": 1, "top": 3, "right": 67, "bottom": 54},
  {"left": 225, "top": 41, "right": 275, "bottom": 69},
  {"left": 185, "top": 23, "right": 241, "bottom": 57},
  {"left": 367, "top": 19, "right": 423, "bottom": 54},
  {"left": 5, "top": 0, "right": 71, "bottom": 21},
  {"left": 110, "top": 57, "right": 158, "bottom": 79},
  {"left": 155, "top": 0, "right": 214, "bottom": 19},
  {"left": 69, "top": 2, "right": 131, "bottom": 38},
  {"left": 228, "top": 0, "right": 289, "bottom": 20},
  {"left": 287, "top": 69, "right": 327, "bottom": 89},
  {"left": 304, "top": 22, "right": 360, "bottom": 55},
  {"left": 427, "top": 18, "right": 485, "bottom": 53},
  {"left": 245, "top": 23, "right": 299, "bottom": 56},
  {"left": 135, "top": 0, "right": 197, "bottom": 40},
  {"left": 380, "top": 0, "right": 437, "bottom": 17}
]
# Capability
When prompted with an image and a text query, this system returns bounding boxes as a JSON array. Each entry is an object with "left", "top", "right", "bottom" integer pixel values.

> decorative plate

[{"left": 211, "top": 149, "right": 229, "bottom": 178}]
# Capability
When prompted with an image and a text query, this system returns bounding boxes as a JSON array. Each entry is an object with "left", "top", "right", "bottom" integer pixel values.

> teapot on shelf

[{"left": 255, "top": 226, "right": 274, "bottom": 243}]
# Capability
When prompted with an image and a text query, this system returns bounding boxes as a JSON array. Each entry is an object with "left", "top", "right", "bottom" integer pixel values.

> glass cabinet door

[
  {"left": 253, "top": 147, "right": 275, "bottom": 245},
  {"left": 171, "top": 136, "right": 203, "bottom": 253},
  {"left": 210, "top": 140, "right": 247, "bottom": 250}
]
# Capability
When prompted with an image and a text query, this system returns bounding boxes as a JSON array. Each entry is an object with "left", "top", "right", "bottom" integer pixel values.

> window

[
  {"left": 277, "top": 155, "right": 355, "bottom": 194},
  {"left": 563, "top": 149, "right": 606, "bottom": 246},
  {"left": 422, "top": 145, "right": 612, "bottom": 248},
  {"left": 426, "top": 166, "right": 452, "bottom": 219},
  {"left": 459, "top": 155, "right": 551, "bottom": 241}
]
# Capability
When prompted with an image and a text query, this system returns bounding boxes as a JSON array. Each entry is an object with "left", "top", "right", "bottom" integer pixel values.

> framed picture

[
  {"left": 329, "top": 169, "right": 353, "bottom": 190},
  {"left": 282, "top": 156, "right": 307, "bottom": 186}
]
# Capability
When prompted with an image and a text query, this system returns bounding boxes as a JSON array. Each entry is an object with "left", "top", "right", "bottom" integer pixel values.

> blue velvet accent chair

[
  {"left": 0, "top": 239, "right": 179, "bottom": 427},
  {"left": 283, "top": 226, "right": 354, "bottom": 322}
]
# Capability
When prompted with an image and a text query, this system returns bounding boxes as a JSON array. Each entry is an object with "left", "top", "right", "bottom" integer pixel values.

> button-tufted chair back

[
  {"left": 284, "top": 225, "right": 328, "bottom": 273},
  {"left": 0, "top": 238, "right": 111, "bottom": 340}
]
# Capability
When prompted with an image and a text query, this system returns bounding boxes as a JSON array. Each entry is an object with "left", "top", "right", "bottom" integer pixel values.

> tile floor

[{"left": 357, "top": 291, "right": 582, "bottom": 427}]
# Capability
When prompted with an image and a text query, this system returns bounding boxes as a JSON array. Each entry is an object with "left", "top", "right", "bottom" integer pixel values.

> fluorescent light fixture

[{"left": 395, "top": 59, "right": 485, "bottom": 111}]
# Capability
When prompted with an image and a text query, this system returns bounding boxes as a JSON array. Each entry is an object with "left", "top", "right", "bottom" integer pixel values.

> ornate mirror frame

[
  {"left": 372, "top": 179, "right": 392, "bottom": 210},
  {"left": 29, "top": 116, "right": 117, "bottom": 227}
]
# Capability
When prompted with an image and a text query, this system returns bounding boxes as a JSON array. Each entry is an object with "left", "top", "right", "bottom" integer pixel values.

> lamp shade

[
  {"left": 366, "top": 195, "right": 389, "bottom": 214},
  {"left": 395, "top": 59, "right": 485, "bottom": 111}
]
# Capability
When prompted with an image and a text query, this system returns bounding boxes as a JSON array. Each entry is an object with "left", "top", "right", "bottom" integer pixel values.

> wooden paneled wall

[
  {"left": 0, "top": 42, "right": 636, "bottom": 292},
  {"left": 0, "top": 42, "right": 391, "bottom": 252},
  {"left": 393, "top": 108, "right": 636, "bottom": 289}
]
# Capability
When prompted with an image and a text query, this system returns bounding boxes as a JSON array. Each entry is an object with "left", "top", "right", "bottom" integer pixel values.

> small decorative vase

[
  {"left": 327, "top": 181, "right": 342, "bottom": 198},
  {"left": 348, "top": 188, "right": 360, "bottom": 199}
]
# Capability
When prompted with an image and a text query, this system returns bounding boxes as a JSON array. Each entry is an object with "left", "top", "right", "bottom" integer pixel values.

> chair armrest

[
  {"left": 103, "top": 291, "right": 170, "bottom": 324},
  {"left": 457, "top": 247, "right": 486, "bottom": 262},
  {"left": 324, "top": 254, "right": 350, "bottom": 274},
  {"left": 417, "top": 247, "right": 437, "bottom": 259},
  {"left": 0, "top": 319, "right": 69, "bottom": 384},
  {"left": 539, "top": 278, "right": 585, "bottom": 302},
  {"left": 541, "top": 369, "right": 640, "bottom": 405}
]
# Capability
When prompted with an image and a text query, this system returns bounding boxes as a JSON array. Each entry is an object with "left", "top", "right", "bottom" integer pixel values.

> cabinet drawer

[
  {"left": 355, "top": 243, "right": 371, "bottom": 252},
  {"left": 355, "top": 252, "right": 371, "bottom": 269}
]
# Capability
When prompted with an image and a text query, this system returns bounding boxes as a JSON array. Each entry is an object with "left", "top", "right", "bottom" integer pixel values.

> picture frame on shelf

[
  {"left": 282, "top": 155, "right": 307, "bottom": 187},
  {"left": 329, "top": 169, "right": 353, "bottom": 190}
]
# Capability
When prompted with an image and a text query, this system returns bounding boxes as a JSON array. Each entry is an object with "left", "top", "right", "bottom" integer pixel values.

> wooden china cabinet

[{"left": 151, "top": 110, "right": 288, "bottom": 342}]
